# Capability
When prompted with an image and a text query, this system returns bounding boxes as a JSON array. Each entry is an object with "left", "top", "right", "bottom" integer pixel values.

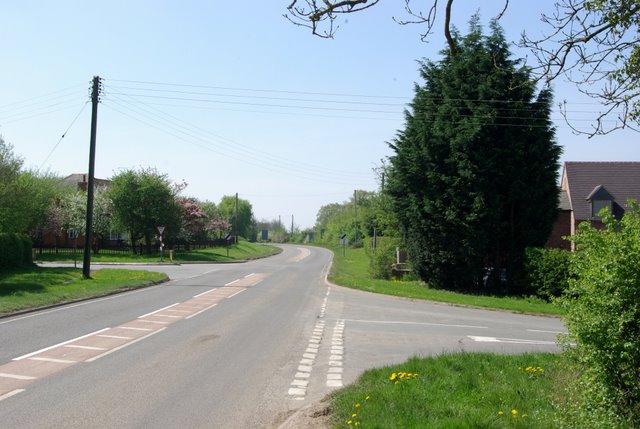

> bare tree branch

[{"left": 520, "top": 0, "right": 640, "bottom": 136}]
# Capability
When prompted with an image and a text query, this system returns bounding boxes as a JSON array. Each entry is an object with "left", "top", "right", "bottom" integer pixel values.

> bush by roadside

[
  {"left": 0, "top": 233, "right": 32, "bottom": 269},
  {"left": 557, "top": 203, "right": 640, "bottom": 428},
  {"left": 524, "top": 247, "right": 572, "bottom": 301}
]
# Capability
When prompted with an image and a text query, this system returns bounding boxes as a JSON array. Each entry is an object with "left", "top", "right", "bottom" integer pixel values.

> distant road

[{"left": 0, "top": 245, "right": 565, "bottom": 428}]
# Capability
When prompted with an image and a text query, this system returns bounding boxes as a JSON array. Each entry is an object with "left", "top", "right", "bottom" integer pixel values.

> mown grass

[
  {"left": 0, "top": 266, "right": 168, "bottom": 314},
  {"left": 34, "top": 241, "right": 280, "bottom": 263},
  {"left": 328, "top": 246, "right": 562, "bottom": 316},
  {"left": 331, "top": 352, "right": 561, "bottom": 428}
]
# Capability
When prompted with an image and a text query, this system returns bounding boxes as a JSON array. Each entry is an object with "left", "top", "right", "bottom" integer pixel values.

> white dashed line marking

[
  {"left": 288, "top": 320, "right": 325, "bottom": 399},
  {"left": 326, "top": 319, "right": 345, "bottom": 388}
]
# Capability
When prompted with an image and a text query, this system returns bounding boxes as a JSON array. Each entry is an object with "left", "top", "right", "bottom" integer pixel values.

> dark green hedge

[
  {"left": 524, "top": 247, "right": 572, "bottom": 300},
  {"left": 0, "top": 233, "right": 33, "bottom": 269}
]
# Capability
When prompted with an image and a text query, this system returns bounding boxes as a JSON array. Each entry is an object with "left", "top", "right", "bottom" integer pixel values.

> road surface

[{"left": 0, "top": 245, "right": 565, "bottom": 428}]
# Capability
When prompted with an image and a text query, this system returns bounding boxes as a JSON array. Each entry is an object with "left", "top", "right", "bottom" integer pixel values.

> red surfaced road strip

[{"left": 0, "top": 273, "right": 268, "bottom": 401}]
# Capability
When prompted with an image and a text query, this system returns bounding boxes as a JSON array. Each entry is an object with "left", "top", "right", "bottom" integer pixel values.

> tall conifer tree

[{"left": 387, "top": 17, "right": 561, "bottom": 292}]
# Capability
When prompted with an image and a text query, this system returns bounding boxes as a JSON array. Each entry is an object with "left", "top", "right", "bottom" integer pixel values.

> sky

[{"left": 1, "top": 1, "right": 638, "bottom": 229}]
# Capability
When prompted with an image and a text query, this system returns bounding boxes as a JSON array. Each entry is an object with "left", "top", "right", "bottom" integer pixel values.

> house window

[
  {"left": 67, "top": 230, "right": 79, "bottom": 239},
  {"left": 592, "top": 200, "right": 612, "bottom": 219}
]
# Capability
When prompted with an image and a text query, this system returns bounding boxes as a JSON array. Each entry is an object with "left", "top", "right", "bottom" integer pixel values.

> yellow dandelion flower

[
  {"left": 511, "top": 409, "right": 518, "bottom": 415},
  {"left": 394, "top": 381, "right": 400, "bottom": 385},
  {"left": 389, "top": 373, "right": 397, "bottom": 381},
  {"left": 365, "top": 396, "right": 370, "bottom": 400},
  {"left": 347, "top": 420, "right": 352, "bottom": 425},
  {"left": 352, "top": 413, "right": 357, "bottom": 418},
  {"left": 522, "top": 414, "right": 528, "bottom": 418},
  {"left": 498, "top": 411, "right": 504, "bottom": 415},
  {"left": 354, "top": 403, "right": 361, "bottom": 408}
]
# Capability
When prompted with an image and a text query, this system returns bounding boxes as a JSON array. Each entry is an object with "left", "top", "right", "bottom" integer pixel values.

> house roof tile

[{"left": 563, "top": 162, "right": 640, "bottom": 220}]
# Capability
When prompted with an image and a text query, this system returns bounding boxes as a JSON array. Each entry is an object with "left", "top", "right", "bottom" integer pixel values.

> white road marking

[
  {"left": 64, "top": 345, "right": 107, "bottom": 351},
  {"left": 228, "top": 289, "right": 246, "bottom": 299},
  {"left": 343, "top": 318, "right": 488, "bottom": 329},
  {"left": 28, "top": 357, "right": 76, "bottom": 364},
  {"left": 225, "top": 279, "right": 241, "bottom": 286},
  {"left": 194, "top": 288, "right": 218, "bottom": 298},
  {"left": 97, "top": 334, "right": 132, "bottom": 340},
  {"left": 147, "top": 314, "right": 182, "bottom": 319},
  {"left": 468, "top": 336, "right": 557, "bottom": 345},
  {"left": 120, "top": 326, "right": 154, "bottom": 331},
  {"left": 288, "top": 320, "right": 325, "bottom": 399},
  {"left": 13, "top": 328, "right": 110, "bottom": 361},
  {"left": 0, "top": 389, "right": 25, "bottom": 402},
  {"left": 135, "top": 320, "right": 170, "bottom": 325},
  {"left": 326, "top": 320, "right": 345, "bottom": 388},
  {"left": 138, "top": 303, "right": 180, "bottom": 318},
  {"left": 185, "top": 303, "right": 218, "bottom": 320},
  {"left": 527, "top": 329, "right": 566, "bottom": 334},
  {"left": 86, "top": 328, "right": 167, "bottom": 362},
  {"left": 0, "top": 373, "right": 37, "bottom": 380}
]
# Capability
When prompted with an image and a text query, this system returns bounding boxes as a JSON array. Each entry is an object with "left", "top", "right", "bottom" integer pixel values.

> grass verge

[
  {"left": 328, "top": 246, "right": 562, "bottom": 315},
  {"left": 331, "top": 352, "right": 561, "bottom": 428},
  {"left": 0, "top": 266, "right": 167, "bottom": 315},
  {"left": 33, "top": 241, "right": 280, "bottom": 263}
]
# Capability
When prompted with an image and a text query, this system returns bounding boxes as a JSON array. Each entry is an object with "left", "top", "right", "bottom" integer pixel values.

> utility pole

[
  {"left": 83, "top": 76, "right": 101, "bottom": 279},
  {"left": 291, "top": 215, "right": 294, "bottom": 236},
  {"left": 234, "top": 192, "right": 239, "bottom": 244},
  {"left": 354, "top": 190, "right": 358, "bottom": 245}
]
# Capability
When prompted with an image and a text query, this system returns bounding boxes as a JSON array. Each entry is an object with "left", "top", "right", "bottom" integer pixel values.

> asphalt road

[{"left": 0, "top": 245, "right": 565, "bottom": 428}]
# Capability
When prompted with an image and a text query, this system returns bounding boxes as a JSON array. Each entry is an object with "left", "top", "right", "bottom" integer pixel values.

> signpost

[{"left": 157, "top": 225, "right": 165, "bottom": 262}]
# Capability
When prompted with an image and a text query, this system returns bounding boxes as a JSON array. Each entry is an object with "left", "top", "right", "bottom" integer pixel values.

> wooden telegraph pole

[{"left": 82, "top": 76, "right": 101, "bottom": 279}]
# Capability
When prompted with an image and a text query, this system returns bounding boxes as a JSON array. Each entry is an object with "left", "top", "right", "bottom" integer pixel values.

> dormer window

[
  {"left": 592, "top": 200, "right": 612, "bottom": 219},
  {"left": 586, "top": 184, "right": 614, "bottom": 220}
]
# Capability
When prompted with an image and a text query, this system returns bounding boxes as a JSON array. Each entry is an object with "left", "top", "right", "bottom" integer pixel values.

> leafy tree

[
  {"left": 386, "top": 18, "right": 561, "bottom": 292},
  {"left": 59, "top": 187, "right": 113, "bottom": 249},
  {"left": 176, "top": 197, "right": 208, "bottom": 243},
  {"left": 217, "top": 195, "right": 256, "bottom": 240},
  {"left": 559, "top": 202, "right": 640, "bottom": 428},
  {"left": 0, "top": 136, "right": 25, "bottom": 233},
  {"left": 108, "top": 168, "right": 181, "bottom": 254},
  {"left": 206, "top": 217, "right": 232, "bottom": 240}
]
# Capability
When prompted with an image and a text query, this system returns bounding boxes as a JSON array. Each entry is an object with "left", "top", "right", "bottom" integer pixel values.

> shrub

[
  {"left": 0, "top": 233, "right": 32, "bottom": 268},
  {"left": 558, "top": 201, "right": 640, "bottom": 428},
  {"left": 365, "top": 236, "right": 402, "bottom": 280},
  {"left": 524, "top": 247, "right": 572, "bottom": 300}
]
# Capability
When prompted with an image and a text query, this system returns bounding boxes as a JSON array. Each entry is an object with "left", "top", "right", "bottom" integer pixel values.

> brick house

[{"left": 546, "top": 162, "right": 640, "bottom": 250}]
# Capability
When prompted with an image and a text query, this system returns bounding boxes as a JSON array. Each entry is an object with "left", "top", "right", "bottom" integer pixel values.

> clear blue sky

[{"left": 1, "top": 1, "right": 637, "bottom": 229}]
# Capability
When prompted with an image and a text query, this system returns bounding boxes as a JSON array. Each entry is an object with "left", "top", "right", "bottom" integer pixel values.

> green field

[
  {"left": 331, "top": 352, "right": 562, "bottom": 428},
  {"left": 0, "top": 267, "right": 168, "bottom": 314}
]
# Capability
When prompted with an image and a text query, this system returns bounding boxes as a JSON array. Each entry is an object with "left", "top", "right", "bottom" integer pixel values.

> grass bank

[
  {"left": 0, "top": 266, "right": 167, "bottom": 315},
  {"left": 34, "top": 241, "right": 280, "bottom": 264},
  {"left": 328, "top": 246, "right": 562, "bottom": 316},
  {"left": 331, "top": 352, "right": 562, "bottom": 428}
]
